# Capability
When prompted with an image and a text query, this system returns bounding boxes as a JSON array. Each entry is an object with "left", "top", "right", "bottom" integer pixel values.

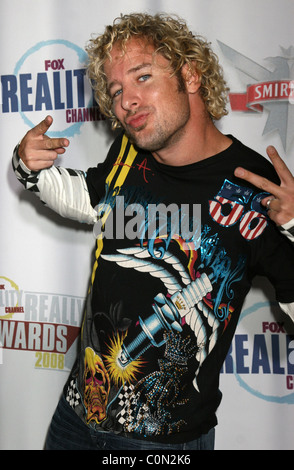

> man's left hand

[{"left": 234, "top": 146, "right": 294, "bottom": 226}]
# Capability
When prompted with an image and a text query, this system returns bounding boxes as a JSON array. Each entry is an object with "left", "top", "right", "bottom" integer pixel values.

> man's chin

[
  {"left": 124, "top": 129, "right": 147, "bottom": 150},
  {"left": 123, "top": 129, "right": 160, "bottom": 152}
]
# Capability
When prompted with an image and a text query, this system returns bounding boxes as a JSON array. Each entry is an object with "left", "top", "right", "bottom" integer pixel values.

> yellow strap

[
  {"left": 90, "top": 136, "right": 138, "bottom": 285},
  {"left": 105, "top": 134, "right": 128, "bottom": 186}
]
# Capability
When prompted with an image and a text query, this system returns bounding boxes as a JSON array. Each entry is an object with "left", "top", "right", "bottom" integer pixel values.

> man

[{"left": 12, "top": 13, "right": 294, "bottom": 450}]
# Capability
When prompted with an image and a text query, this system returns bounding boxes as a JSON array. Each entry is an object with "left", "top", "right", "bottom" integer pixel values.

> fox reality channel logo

[
  {"left": 1, "top": 39, "right": 105, "bottom": 137},
  {"left": 218, "top": 42, "right": 294, "bottom": 153},
  {"left": 221, "top": 301, "right": 294, "bottom": 404},
  {"left": 0, "top": 276, "right": 82, "bottom": 371}
]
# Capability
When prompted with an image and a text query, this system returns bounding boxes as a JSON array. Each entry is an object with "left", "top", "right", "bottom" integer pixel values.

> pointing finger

[{"left": 43, "top": 136, "right": 70, "bottom": 150}]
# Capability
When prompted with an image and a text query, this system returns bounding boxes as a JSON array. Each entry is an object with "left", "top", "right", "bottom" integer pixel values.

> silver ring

[{"left": 266, "top": 197, "right": 275, "bottom": 210}]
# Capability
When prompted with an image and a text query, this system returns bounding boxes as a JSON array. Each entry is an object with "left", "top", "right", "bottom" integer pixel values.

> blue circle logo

[
  {"left": 234, "top": 301, "right": 294, "bottom": 404},
  {"left": 14, "top": 39, "right": 90, "bottom": 138}
]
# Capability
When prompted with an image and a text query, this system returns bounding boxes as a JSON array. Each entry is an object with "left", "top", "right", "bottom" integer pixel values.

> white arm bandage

[{"left": 12, "top": 145, "right": 97, "bottom": 225}]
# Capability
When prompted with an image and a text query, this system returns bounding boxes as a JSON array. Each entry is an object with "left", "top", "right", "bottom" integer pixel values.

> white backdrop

[{"left": 1, "top": 0, "right": 294, "bottom": 450}]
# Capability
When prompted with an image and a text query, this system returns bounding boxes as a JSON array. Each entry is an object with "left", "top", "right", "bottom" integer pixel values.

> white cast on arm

[{"left": 12, "top": 145, "right": 97, "bottom": 225}]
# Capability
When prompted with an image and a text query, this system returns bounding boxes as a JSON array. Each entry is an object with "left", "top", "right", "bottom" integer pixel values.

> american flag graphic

[
  {"left": 209, "top": 196, "right": 244, "bottom": 227},
  {"left": 239, "top": 210, "right": 267, "bottom": 240}
]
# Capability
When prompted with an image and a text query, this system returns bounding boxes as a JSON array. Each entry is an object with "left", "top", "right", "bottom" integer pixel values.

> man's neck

[{"left": 152, "top": 119, "right": 232, "bottom": 167}]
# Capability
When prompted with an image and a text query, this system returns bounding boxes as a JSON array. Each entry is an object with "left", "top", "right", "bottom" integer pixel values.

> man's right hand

[{"left": 18, "top": 115, "right": 69, "bottom": 172}]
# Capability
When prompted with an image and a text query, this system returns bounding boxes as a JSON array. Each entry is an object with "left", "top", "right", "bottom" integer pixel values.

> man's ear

[{"left": 182, "top": 63, "right": 201, "bottom": 93}]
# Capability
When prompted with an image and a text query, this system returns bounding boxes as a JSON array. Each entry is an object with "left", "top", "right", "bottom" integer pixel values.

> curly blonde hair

[{"left": 86, "top": 13, "right": 229, "bottom": 128}]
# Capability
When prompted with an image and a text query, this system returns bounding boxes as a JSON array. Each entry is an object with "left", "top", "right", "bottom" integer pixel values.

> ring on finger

[{"left": 266, "top": 197, "right": 275, "bottom": 210}]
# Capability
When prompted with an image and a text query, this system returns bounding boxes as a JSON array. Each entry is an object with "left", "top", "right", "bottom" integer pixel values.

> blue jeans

[{"left": 45, "top": 395, "right": 215, "bottom": 450}]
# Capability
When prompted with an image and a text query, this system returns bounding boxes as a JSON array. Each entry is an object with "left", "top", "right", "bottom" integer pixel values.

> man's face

[{"left": 104, "top": 38, "right": 191, "bottom": 153}]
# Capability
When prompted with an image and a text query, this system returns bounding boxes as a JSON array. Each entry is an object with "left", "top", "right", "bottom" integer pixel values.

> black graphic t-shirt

[{"left": 65, "top": 133, "right": 294, "bottom": 443}]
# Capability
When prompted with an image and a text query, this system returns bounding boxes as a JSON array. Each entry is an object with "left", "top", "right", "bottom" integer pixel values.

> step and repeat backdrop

[{"left": 1, "top": 0, "right": 294, "bottom": 450}]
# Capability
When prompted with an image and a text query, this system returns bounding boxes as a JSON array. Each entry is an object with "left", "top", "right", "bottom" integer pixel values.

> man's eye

[
  {"left": 112, "top": 89, "right": 122, "bottom": 99},
  {"left": 138, "top": 74, "right": 151, "bottom": 82}
]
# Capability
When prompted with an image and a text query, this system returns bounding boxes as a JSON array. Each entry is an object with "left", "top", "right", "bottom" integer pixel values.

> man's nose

[{"left": 121, "top": 87, "right": 140, "bottom": 111}]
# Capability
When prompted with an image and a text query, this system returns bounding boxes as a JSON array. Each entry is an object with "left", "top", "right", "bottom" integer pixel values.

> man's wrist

[{"left": 12, "top": 143, "right": 40, "bottom": 189}]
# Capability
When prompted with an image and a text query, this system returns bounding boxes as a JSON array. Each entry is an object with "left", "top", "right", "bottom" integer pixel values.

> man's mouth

[{"left": 126, "top": 113, "right": 149, "bottom": 130}]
